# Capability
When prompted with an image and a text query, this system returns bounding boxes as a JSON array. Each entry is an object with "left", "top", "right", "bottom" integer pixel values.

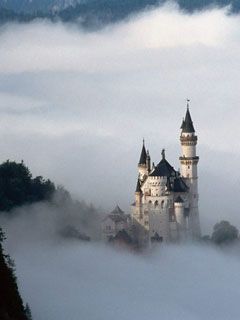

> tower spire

[
  {"left": 138, "top": 139, "right": 147, "bottom": 165},
  {"left": 161, "top": 148, "right": 165, "bottom": 160},
  {"left": 135, "top": 177, "right": 142, "bottom": 193},
  {"left": 181, "top": 100, "right": 195, "bottom": 133}
]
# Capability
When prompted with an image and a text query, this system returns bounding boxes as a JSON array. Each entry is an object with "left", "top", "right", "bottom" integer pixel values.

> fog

[{"left": 2, "top": 207, "right": 240, "bottom": 320}]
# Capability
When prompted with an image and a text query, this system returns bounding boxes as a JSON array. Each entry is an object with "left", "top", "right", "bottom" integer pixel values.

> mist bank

[
  {"left": 1, "top": 194, "right": 240, "bottom": 320},
  {"left": 4, "top": 234, "right": 240, "bottom": 320}
]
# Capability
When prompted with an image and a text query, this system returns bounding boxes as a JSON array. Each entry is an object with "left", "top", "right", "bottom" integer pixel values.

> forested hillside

[
  {"left": 1, "top": 0, "right": 240, "bottom": 28},
  {"left": 0, "top": 161, "right": 55, "bottom": 213},
  {"left": 0, "top": 228, "right": 29, "bottom": 320}
]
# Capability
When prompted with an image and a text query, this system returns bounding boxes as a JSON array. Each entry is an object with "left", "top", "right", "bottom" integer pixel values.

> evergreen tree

[
  {"left": 212, "top": 220, "right": 239, "bottom": 245},
  {"left": 0, "top": 227, "right": 28, "bottom": 320},
  {"left": 0, "top": 160, "right": 55, "bottom": 212},
  {"left": 25, "top": 303, "right": 32, "bottom": 320}
]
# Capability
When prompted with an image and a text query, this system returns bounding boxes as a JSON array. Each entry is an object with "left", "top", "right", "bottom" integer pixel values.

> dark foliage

[
  {"left": 24, "top": 303, "right": 32, "bottom": 320},
  {"left": 1, "top": 0, "right": 240, "bottom": 29},
  {"left": 0, "top": 161, "right": 55, "bottom": 212},
  {"left": 211, "top": 220, "right": 239, "bottom": 245},
  {"left": 0, "top": 227, "right": 28, "bottom": 320},
  {"left": 59, "top": 225, "right": 90, "bottom": 241}
]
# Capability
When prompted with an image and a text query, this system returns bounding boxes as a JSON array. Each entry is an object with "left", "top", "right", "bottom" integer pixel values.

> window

[
  {"left": 161, "top": 200, "right": 164, "bottom": 208},
  {"left": 154, "top": 200, "right": 158, "bottom": 207}
]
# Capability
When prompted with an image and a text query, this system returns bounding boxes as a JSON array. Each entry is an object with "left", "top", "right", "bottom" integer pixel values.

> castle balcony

[
  {"left": 179, "top": 156, "right": 199, "bottom": 165},
  {"left": 180, "top": 135, "right": 197, "bottom": 142}
]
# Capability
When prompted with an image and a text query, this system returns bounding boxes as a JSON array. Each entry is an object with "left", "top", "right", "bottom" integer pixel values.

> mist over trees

[{"left": 0, "top": 161, "right": 101, "bottom": 240}]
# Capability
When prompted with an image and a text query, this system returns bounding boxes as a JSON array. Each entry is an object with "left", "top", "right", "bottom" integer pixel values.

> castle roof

[
  {"left": 149, "top": 157, "right": 176, "bottom": 177},
  {"left": 135, "top": 178, "right": 142, "bottom": 193},
  {"left": 181, "top": 106, "right": 195, "bottom": 133},
  {"left": 175, "top": 196, "right": 184, "bottom": 203},
  {"left": 111, "top": 205, "right": 124, "bottom": 215},
  {"left": 110, "top": 229, "right": 133, "bottom": 244},
  {"left": 139, "top": 140, "right": 147, "bottom": 165},
  {"left": 166, "top": 177, "right": 173, "bottom": 192},
  {"left": 172, "top": 177, "right": 188, "bottom": 192}
]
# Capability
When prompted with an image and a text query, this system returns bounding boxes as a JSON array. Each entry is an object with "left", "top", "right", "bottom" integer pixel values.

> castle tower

[
  {"left": 135, "top": 178, "right": 142, "bottom": 208},
  {"left": 138, "top": 139, "right": 148, "bottom": 181},
  {"left": 179, "top": 102, "right": 201, "bottom": 237}
]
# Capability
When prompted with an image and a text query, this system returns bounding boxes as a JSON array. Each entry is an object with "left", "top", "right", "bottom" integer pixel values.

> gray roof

[
  {"left": 181, "top": 107, "right": 195, "bottom": 133},
  {"left": 111, "top": 205, "right": 124, "bottom": 215},
  {"left": 135, "top": 178, "right": 142, "bottom": 193},
  {"left": 149, "top": 158, "right": 176, "bottom": 177},
  {"left": 172, "top": 177, "right": 188, "bottom": 192},
  {"left": 166, "top": 177, "right": 173, "bottom": 192},
  {"left": 175, "top": 196, "right": 184, "bottom": 203},
  {"left": 139, "top": 140, "right": 147, "bottom": 165}
]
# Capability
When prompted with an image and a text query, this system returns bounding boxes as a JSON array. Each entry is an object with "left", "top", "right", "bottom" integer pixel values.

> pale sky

[{"left": 0, "top": 4, "right": 240, "bottom": 233}]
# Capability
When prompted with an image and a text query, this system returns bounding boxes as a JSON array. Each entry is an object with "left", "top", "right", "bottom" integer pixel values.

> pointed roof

[
  {"left": 138, "top": 139, "right": 147, "bottom": 165},
  {"left": 151, "top": 232, "right": 162, "bottom": 242},
  {"left": 175, "top": 196, "right": 184, "bottom": 203},
  {"left": 181, "top": 104, "right": 195, "bottom": 133},
  {"left": 172, "top": 177, "right": 188, "bottom": 192},
  {"left": 111, "top": 205, "right": 124, "bottom": 215},
  {"left": 166, "top": 177, "right": 173, "bottom": 192},
  {"left": 149, "top": 150, "right": 176, "bottom": 177},
  {"left": 135, "top": 178, "right": 142, "bottom": 193},
  {"left": 112, "top": 229, "right": 133, "bottom": 244}
]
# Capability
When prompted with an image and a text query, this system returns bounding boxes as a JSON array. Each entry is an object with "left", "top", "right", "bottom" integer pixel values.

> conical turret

[
  {"left": 181, "top": 102, "right": 195, "bottom": 133},
  {"left": 135, "top": 177, "right": 142, "bottom": 207},
  {"left": 138, "top": 139, "right": 147, "bottom": 165},
  {"left": 138, "top": 139, "right": 149, "bottom": 181}
]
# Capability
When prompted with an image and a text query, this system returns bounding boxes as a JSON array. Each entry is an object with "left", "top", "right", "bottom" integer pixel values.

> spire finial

[
  {"left": 161, "top": 148, "right": 165, "bottom": 160},
  {"left": 187, "top": 98, "right": 190, "bottom": 109},
  {"left": 143, "top": 138, "right": 145, "bottom": 145}
]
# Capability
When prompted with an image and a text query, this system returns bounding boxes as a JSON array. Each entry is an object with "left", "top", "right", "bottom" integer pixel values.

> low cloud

[{"left": 2, "top": 210, "right": 240, "bottom": 320}]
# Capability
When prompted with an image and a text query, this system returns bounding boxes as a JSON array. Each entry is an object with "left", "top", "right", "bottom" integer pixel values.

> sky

[{"left": 0, "top": 3, "right": 240, "bottom": 234}]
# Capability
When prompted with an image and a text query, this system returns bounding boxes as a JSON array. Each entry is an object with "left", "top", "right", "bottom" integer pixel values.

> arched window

[
  {"left": 161, "top": 200, "right": 164, "bottom": 208},
  {"left": 154, "top": 200, "right": 158, "bottom": 207}
]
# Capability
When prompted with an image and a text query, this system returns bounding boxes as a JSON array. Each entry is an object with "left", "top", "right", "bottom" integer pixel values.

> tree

[
  {"left": 0, "top": 227, "right": 28, "bottom": 319},
  {"left": 211, "top": 220, "right": 239, "bottom": 245},
  {"left": 25, "top": 303, "right": 32, "bottom": 320},
  {"left": 0, "top": 160, "right": 55, "bottom": 212}
]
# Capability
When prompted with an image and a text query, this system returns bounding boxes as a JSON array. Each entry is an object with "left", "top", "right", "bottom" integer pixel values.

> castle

[
  {"left": 131, "top": 104, "right": 201, "bottom": 245},
  {"left": 101, "top": 103, "right": 201, "bottom": 246}
]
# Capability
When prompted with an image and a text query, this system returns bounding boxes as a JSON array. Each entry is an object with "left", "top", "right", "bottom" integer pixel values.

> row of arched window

[{"left": 148, "top": 200, "right": 164, "bottom": 208}]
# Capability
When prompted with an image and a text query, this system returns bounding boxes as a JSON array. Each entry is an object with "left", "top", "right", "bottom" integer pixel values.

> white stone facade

[
  {"left": 101, "top": 205, "right": 131, "bottom": 241},
  {"left": 131, "top": 106, "right": 201, "bottom": 246}
]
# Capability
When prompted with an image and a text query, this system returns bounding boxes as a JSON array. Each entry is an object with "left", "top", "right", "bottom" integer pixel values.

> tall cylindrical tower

[{"left": 179, "top": 103, "right": 201, "bottom": 237}]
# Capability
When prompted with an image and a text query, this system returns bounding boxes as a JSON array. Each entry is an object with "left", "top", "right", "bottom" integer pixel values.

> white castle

[{"left": 131, "top": 104, "right": 201, "bottom": 245}]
